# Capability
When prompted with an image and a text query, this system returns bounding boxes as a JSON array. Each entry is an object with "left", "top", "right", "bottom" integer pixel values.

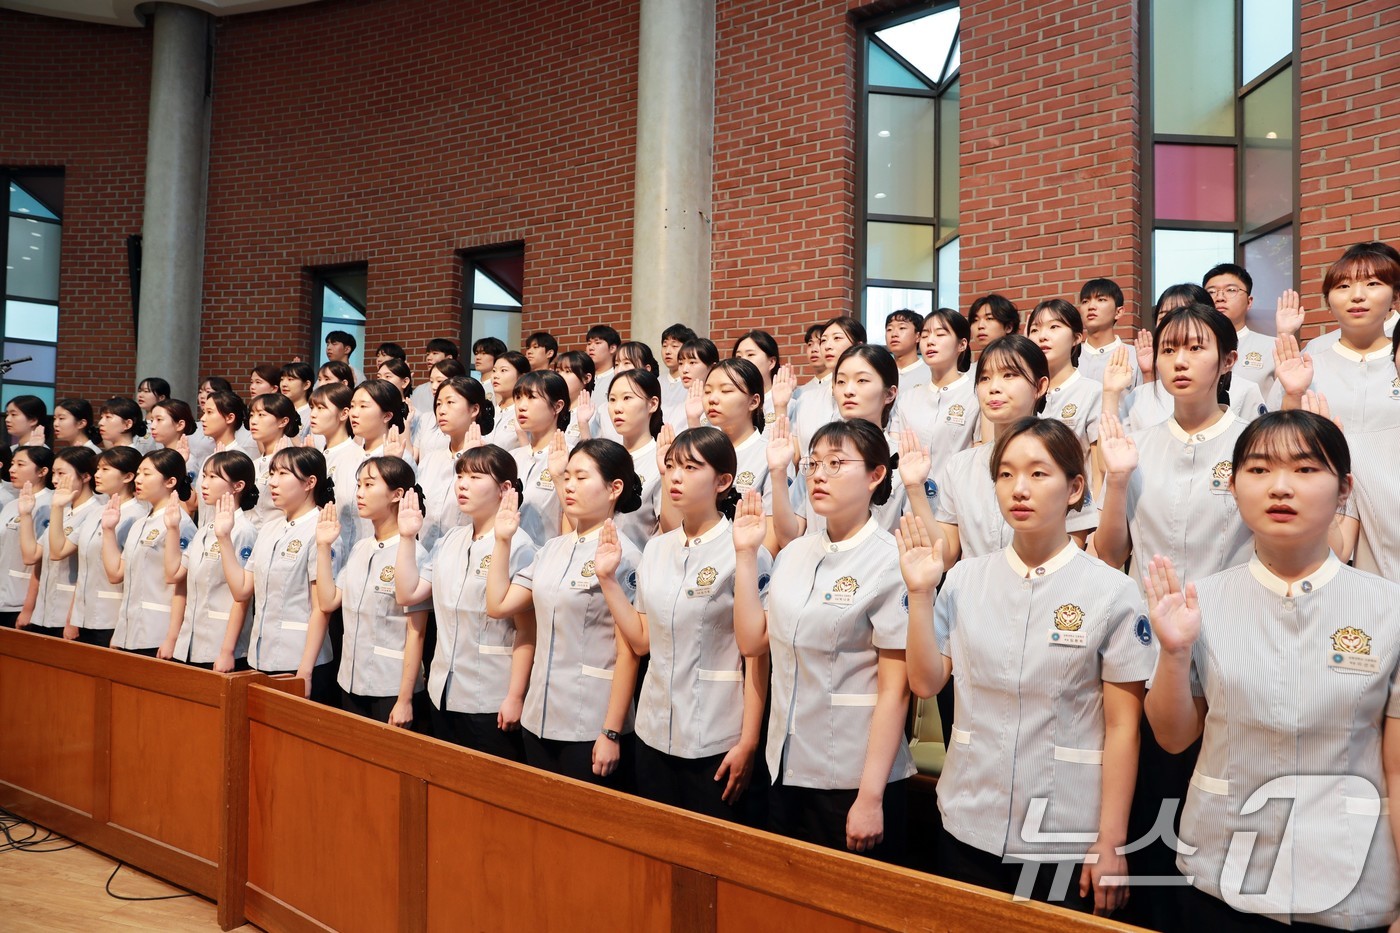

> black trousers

[
  {"left": 633, "top": 740, "right": 766, "bottom": 824},
  {"left": 429, "top": 707, "right": 525, "bottom": 762},
  {"left": 181, "top": 657, "right": 251, "bottom": 672},
  {"left": 937, "top": 832, "right": 1095, "bottom": 914},
  {"left": 115, "top": 645, "right": 160, "bottom": 658},
  {"left": 74, "top": 627, "right": 114, "bottom": 648},
  {"left": 0, "top": 610, "right": 18, "bottom": 628},
  {"left": 767, "top": 776, "right": 909, "bottom": 865},
  {"left": 261, "top": 662, "right": 338, "bottom": 705},
  {"left": 341, "top": 690, "right": 432, "bottom": 733},
  {"left": 522, "top": 730, "right": 634, "bottom": 792},
  {"left": 1119, "top": 713, "right": 1201, "bottom": 932},
  {"left": 1177, "top": 884, "right": 1388, "bottom": 933},
  {"left": 24, "top": 624, "right": 65, "bottom": 638}
]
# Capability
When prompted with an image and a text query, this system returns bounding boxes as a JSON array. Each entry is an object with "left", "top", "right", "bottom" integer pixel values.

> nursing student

[
  {"left": 52, "top": 398, "right": 103, "bottom": 454},
  {"left": 791, "top": 317, "right": 865, "bottom": 448},
  {"left": 1145, "top": 410, "right": 1400, "bottom": 931},
  {"left": 598, "top": 426, "right": 771, "bottom": 820},
  {"left": 65, "top": 447, "right": 144, "bottom": 646},
  {"left": 3, "top": 446, "right": 53, "bottom": 628},
  {"left": 247, "top": 393, "right": 302, "bottom": 529},
  {"left": 894, "top": 308, "right": 976, "bottom": 518},
  {"left": 603, "top": 368, "right": 663, "bottom": 550},
  {"left": 307, "top": 382, "right": 366, "bottom": 563},
  {"left": 508, "top": 371, "right": 571, "bottom": 547},
  {"left": 416, "top": 376, "right": 493, "bottom": 553},
  {"left": 485, "top": 438, "right": 644, "bottom": 788},
  {"left": 732, "top": 329, "right": 787, "bottom": 426},
  {"left": 733, "top": 419, "right": 915, "bottom": 863},
  {"left": 394, "top": 446, "right": 538, "bottom": 759},
  {"left": 486, "top": 351, "right": 530, "bottom": 452},
  {"left": 1027, "top": 299, "right": 1103, "bottom": 493},
  {"left": 902, "top": 417, "right": 1153, "bottom": 914},
  {"left": 315, "top": 456, "right": 429, "bottom": 728},
  {"left": 162, "top": 451, "right": 258, "bottom": 670},
  {"left": 30, "top": 448, "right": 100, "bottom": 636},
  {"left": 192, "top": 390, "right": 250, "bottom": 523},
  {"left": 97, "top": 397, "right": 147, "bottom": 451}
]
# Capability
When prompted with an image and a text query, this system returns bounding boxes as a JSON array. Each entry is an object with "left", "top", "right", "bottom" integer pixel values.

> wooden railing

[{"left": 1, "top": 628, "right": 1139, "bottom": 932}]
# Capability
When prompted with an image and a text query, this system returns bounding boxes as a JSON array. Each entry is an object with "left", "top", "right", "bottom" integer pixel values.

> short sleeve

[
  {"left": 1386, "top": 651, "right": 1400, "bottom": 718},
  {"left": 869, "top": 565, "right": 908, "bottom": 651},
  {"left": 933, "top": 461, "right": 959, "bottom": 526},
  {"left": 632, "top": 546, "right": 654, "bottom": 617},
  {"left": 333, "top": 560, "right": 346, "bottom": 594},
  {"left": 514, "top": 549, "right": 538, "bottom": 592},
  {"left": 933, "top": 564, "right": 959, "bottom": 655},
  {"left": 755, "top": 547, "right": 774, "bottom": 601},
  {"left": 1264, "top": 379, "right": 1286, "bottom": 411},
  {"left": 233, "top": 524, "right": 258, "bottom": 568},
  {"left": 1083, "top": 390, "right": 1103, "bottom": 445},
  {"left": 1099, "top": 581, "right": 1155, "bottom": 683},
  {"left": 759, "top": 463, "right": 775, "bottom": 513},
  {"left": 613, "top": 541, "right": 641, "bottom": 603},
  {"left": 1067, "top": 500, "right": 1100, "bottom": 533}
]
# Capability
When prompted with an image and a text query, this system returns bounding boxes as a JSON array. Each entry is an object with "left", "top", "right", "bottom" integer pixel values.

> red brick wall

[
  {"left": 1297, "top": 0, "right": 1400, "bottom": 337},
  {"left": 959, "top": 0, "right": 1143, "bottom": 330},
  {"left": 0, "top": 10, "right": 150, "bottom": 402}
]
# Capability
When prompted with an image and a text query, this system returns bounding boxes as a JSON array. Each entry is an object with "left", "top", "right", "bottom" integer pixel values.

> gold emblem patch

[
  {"left": 209, "top": 541, "right": 222, "bottom": 558},
  {"left": 696, "top": 566, "right": 718, "bottom": 587},
  {"left": 1060, "top": 403, "right": 1078, "bottom": 420},
  {"left": 948, "top": 404, "right": 966, "bottom": 419},
  {"left": 143, "top": 528, "right": 160, "bottom": 544},
  {"left": 540, "top": 469, "right": 552, "bottom": 484},
  {"left": 1332, "top": 626, "right": 1372, "bottom": 655},
  {"left": 735, "top": 470, "right": 756, "bottom": 487},
  {"left": 379, "top": 566, "right": 395, "bottom": 583},
  {"left": 764, "top": 410, "right": 776, "bottom": 424},
  {"left": 832, "top": 575, "right": 859, "bottom": 594},
  {"left": 478, "top": 555, "right": 491, "bottom": 572},
  {"left": 580, "top": 559, "right": 596, "bottom": 578},
  {"left": 285, "top": 539, "right": 303, "bottom": 555},
  {"left": 1053, "top": 604, "right": 1085, "bottom": 632}
]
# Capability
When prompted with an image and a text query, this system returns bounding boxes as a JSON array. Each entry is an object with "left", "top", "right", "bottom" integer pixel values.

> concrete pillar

[
  {"left": 630, "top": 0, "right": 715, "bottom": 343},
  {"left": 135, "top": 3, "right": 212, "bottom": 402}
]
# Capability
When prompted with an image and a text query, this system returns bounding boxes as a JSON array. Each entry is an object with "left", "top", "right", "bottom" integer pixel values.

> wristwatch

[{"left": 600, "top": 728, "right": 621, "bottom": 742}]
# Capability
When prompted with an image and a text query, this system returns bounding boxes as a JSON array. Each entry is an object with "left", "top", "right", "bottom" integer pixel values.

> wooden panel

[
  {"left": 247, "top": 722, "right": 401, "bottom": 933},
  {"left": 108, "top": 683, "right": 223, "bottom": 862},
  {"left": 672, "top": 866, "right": 717, "bottom": 933},
  {"left": 425, "top": 786, "right": 672, "bottom": 932},
  {"left": 399, "top": 775, "right": 427, "bottom": 933},
  {"left": 0, "top": 655, "right": 96, "bottom": 814},
  {"left": 717, "top": 882, "right": 888, "bottom": 933}
]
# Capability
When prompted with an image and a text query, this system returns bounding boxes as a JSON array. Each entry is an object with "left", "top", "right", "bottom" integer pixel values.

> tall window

[
  {"left": 1145, "top": 0, "right": 1296, "bottom": 328},
  {"left": 2, "top": 172, "right": 63, "bottom": 409},
  {"left": 460, "top": 246, "right": 523, "bottom": 378},
  {"left": 857, "top": 3, "right": 961, "bottom": 332},
  {"left": 312, "top": 265, "right": 367, "bottom": 374}
]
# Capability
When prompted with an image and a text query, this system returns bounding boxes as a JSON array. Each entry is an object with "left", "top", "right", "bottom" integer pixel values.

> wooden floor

[{"left": 0, "top": 823, "right": 256, "bottom": 931}]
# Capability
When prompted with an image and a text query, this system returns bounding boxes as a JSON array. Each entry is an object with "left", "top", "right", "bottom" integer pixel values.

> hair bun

[
  {"left": 717, "top": 485, "right": 741, "bottom": 520},
  {"left": 615, "top": 470, "right": 644, "bottom": 515}
]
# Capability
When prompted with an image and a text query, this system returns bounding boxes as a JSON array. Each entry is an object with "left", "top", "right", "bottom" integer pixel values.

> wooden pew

[{"left": 242, "top": 683, "right": 1141, "bottom": 933}]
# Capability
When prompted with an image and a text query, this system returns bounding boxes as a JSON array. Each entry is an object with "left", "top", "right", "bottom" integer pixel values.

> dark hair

[
  {"left": 354, "top": 380, "right": 409, "bottom": 433},
  {"left": 205, "top": 450, "right": 259, "bottom": 511},
  {"left": 608, "top": 369, "right": 664, "bottom": 439},
  {"left": 1154, "top": 283, "right": 1213, "bottom": 320},
  {"left": 678, "top": 337, "right": 719, "bottom": 367},
  {"left": 1322, "top": 241, "right": 1400, "bottom": 295},
  {"left": 431, "top": 358, "right": 467, "bottom": 381},
  {"left": 251, "top": 393, "right": 302, "bottom": 438},
  {"left": 923, "top": 308, "right": 973, "bottom": 373},
  {"left": 250, "top": 363, "right": 282, "bottom": 388},
  {"left": 356, "top": 456, "right": 425, "bottom": 514},
  {"left": 586, "top": 324, "right": 622, "bottom": 350},
  {"left": 513, "top": 371, "right": 572, "bottom": 430},
  {"left": 142, "top": 447, "right": 193, "bottom": 501},
  {"left": 1203, "top": 263, "right": 1253, "bottom": 295},
  {"left": 13, "top": 445, "right": 55, "bottom": 489},
  {"left": 803, "top": 322, "right": 825, "bottom": 343},
  {"left": 7, "top": 393, "right": 48, "bottom": 429},
  {"left": 834, "top": 344, "right": 899, "bottom": 428},
  {"left": 553, "top": 350, "right": 596, "bottom": 393},
  {"left": 523, "top": 332, "right": 558, "bottom": 358},
  {"left": 318, "top": 360, "right": 355, "bottom": 387},
  {"left": 666, "top": 426, "right": 740, "bottom": 519},
  {"left": 823, "top": 315, "right": 867, "bottom": 347},
  {"left": 1078, "top": 278, "right": 1124, "bottom": 308},
  {"left": 55, "top": 398, "right": 101, "bottom": 446},
  {"left": 454, "top": 444, "right": 524, "bottom": 500},
  {"left": 472, "top": 336, "right": 508, "bottom": 359},
  {"left": 436, "top": 376, "right": 496, "bottom": 434},
  {"left": 976, "top": 335, "right": 1051, "bottom": 415},
  {"left": 377, "top": 357, "right": 414, "bottom": 394},
  {"left": 1027, "top": 299, "right": 1086, "bottom": 367},
  {"left": 101, "top": 397, "right": 147, "bottom": 438},
  {"left": 617, "top": 340, "right": 659, "bottom": 376},
  {"left": 206, "top": 390, "right": 248, "bottom": 432},
  {"left": 661, "top": 323, "right": 698, "bottom": 345},
  {"left": 201, "top": 376, "right": 233, "bottom": 394},
  {"left": 1154, "top": 303, "right": 1238, "bottom": 406},
  {"left": 137, "top": 377, "right": 171, "bottom": 401},
  {"left": 885, "top": 308, "right": 925, "bottom": 332},
  {"left": 269, "top": 446, "right": 335, "bottom": 507},
  {"left": 55, "top": 446, "right": 99, "bottom": 491},
  {"left": 732, "top": 330, "right": 781, "bottom": 381},
  {"left": 280, "top": 360, "right": 315, "bottom": 387},
  {"left": 495, "top": 350, "right": 530, "bottom": 379},
  {"left": 808, "top": 419, "right": 893, "bottom": 507},
  {"left": 570, "top": 438, "right": 642, "bottom": 514},
  {"left": 706, "top": 358, "right": 766, "bottom": 434},
  {"left": 1232, "top": 410, "right": 1351, "bottom": 480},
  {"left": 426, "top": 338, "right": 460, "bottom": 358},
  {"left": 96, "top": 446, "right": 142, "bottom": 493},
  {"left": 988, "top": 417, "right": 1089, "bottom": 512},
  {"left": 325, "top": 330, "right": 357, "bottom": 351},
  {"left": 968, "top": 294, "right": 1021, "bottom": 335},
  {"left": 376, "top": 341, "right": 407, "bottom": 360},
  {"left": 0, "top": 445, "right": 10, "bottom": 484},
  {"left": 310, "top": 382, "right": 353, "bottom": 411},
  {"left": 152, "top": 399, "right": 198, "bottom": 437}
]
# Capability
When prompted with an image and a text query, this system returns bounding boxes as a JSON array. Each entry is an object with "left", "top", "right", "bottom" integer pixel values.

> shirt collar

[
  {"left": 1004, "top": 540, "right": 1079, "bottom": 579},
  {"left": 932, "top": 373, "right": 970, "bottom": 394},
  {"left": 684, "top": 517, "right": 730, "bottom": 548},
  {"left": 1049, "top": 370, "right": 1082, "bottom": 393},
  {"left": 1167, "top": 409, "right": 1237, "bottom": 444},
  {"left": 631, "top": 439, "right": 658, "bottom": 465},
  {"left": 373, "top": 534, "right": 401, "bottom": 549},
  {"left": 1330, "top": 341, "right": 1392, "bottom": 363},
  {"left": 574, "top": 524, "right": 604, "bottom": 544},
  {"left": 1237, "top": 325, "right": 1252, "bottom": 338},
  {"left": 898, "top": 360, "right": 925, "bottom": 374},
  {"left": 1248, "top": 552, "right": 1342, "bottom": 597},
  {"left": 734, "top": 430, "right": 762, "bottom": 452},
  {"left": 1080, "top": 337, "right": 1122, "bottom": 357},
  {"left": 820, "top": 515, "right": 879, "bottom": 552}
]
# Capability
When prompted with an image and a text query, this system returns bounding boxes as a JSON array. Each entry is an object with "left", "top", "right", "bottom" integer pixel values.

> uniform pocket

[
  {"left": 478, "top": 643, "right": 513, "bottom": 656},
  {"left": 373, "top": 646, "right": 405, "bottom": 660},
  {"left": 281, "top": 620, "right": 309, "bottom": 632},
  {"left": 829, "top": 693, "right": 878, "bottom": 707},
  {"left": 698, "top": 668, "right": 743, "bottom": 682},
  {"left": 580, "top": 664, "right": 613, "bottom": 681},
  {"left": 1190, "top": 770, "right": 1229, "bottom": 795},
  {"left": 1052, "top": 746, "right": 1104, "bottom": 765}
]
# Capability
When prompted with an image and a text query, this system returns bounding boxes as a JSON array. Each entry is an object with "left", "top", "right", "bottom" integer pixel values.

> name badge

[
  {"left": 1390, "top": 384, "right": 1400, "bottom": 401},
  {"left": 945, "top": 412, "right": 965, "bottom": 426},
  {"left": 280, "top": 548, "right": 301, "bottom": 562},
  {"left": 569, "top": 578, "right": 596, "bottom": 591},
  {"left": 1328, "top": 651, "right": 1380, "bottom": 675},
  {"left": 686, "top": 586, "right": 713, "bottom": 599},
  {"left": 1048, "top": 629, "right": 1088, "bottom": 647},
  {"left": 536, "top": 478, "right": 555, "bottom": 491},
  {"left": 823, "top": 590, "right": 853, "bottom": 607},
  {"left": 374, "top": 582, "right": 396, "bottom": 596},
  {"left": 734, "top": 481, "right": 754, "bottom": 494},
  {"left": 474, "top": 566, "right": 489, "bottom": 578}
]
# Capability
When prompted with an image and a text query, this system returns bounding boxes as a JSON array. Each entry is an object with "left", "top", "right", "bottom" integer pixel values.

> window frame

[
  {"left": 309, "top": 262, "right": 368, "bottom": 374},
  {"left": 1, "top": 169, "right": 64, "bottom": 409}
]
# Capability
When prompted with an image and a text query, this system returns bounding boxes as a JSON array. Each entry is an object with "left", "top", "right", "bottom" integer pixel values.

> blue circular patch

[
  {"left": 1081, "top": 489, "right": 1092, "bottom": 508},
  {"left": 1258, "top": 404, "right": 1268, "bottom": 416},
  {"left": 757, "top": 573, "right": 771, "bottom": 591},
  {"left": 901, "top": 592, "right": 910, "bottom": 612},
  {"left": 923, "top": 479, "right": 938, "bottom": 498},
  {"left": 1135, "top": 615, "right": 1152, "bottom": 646},
  {"left": 178, "top": 537, "right": 190, "bottom": 550},
  {"left": 239, "top": 546, "right": 253, "bottom": 561},
  {"left": 187, "top": 471, "right": 196, "bottom": 485},
  {"left": 786, "top": 475, "right": 794, "bottom": 487},
  {"left": 627, "top": 570, "right": 638, "bottom": 590},
  {"left": 1333, "top": 653, "right": 1344, "bottom": 663}
]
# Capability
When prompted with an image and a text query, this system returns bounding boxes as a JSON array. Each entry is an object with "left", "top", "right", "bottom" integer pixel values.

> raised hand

[
  {"left": 495, "top": 486, "right": 521, "bottom": 542},
  {"left": 163, "top": 491, "right": 183, "bottom": 531},
  {"left": 1102, "top": 345, "right": 1135, "bottom": 396},
  {"left": 213, "top": 492, "right": 236, "bottom": 538},
  {"left": 1299, "top": 390, "right": 1344, "bottom": 433},
  {"left": 385, "top": 425, "right": 406, "bottom": 458},
  {"left": 655, "top": 423, "right": 675, "bottom": 475},
  {"left": 32, "top": 425, "right": 47, "bottom": 447},
  {"left": 576, "top": 393, "right": 595, "bottom": 431},
  {"left": 732, "top": 490, "right": 766, "bottom": 553},
  {"left": 174, "top": 434, "right": 192, "bottom": 463},
  {"left": 895, "top": 514, "right": 945, "bottom": 594},
  {"left": 1098, "top": 411, "right": 1138, "bottom": 477},
  {"left": 1273, "top": 334, "right": 1313, "bottom": 399},
  {"left": 896, "top": 428, "right": 931, "bottom": 490},
  {"left": 684, "top": 380, "right": 704, "bottom": 428},
  {"left": 398, "top": 488, "right": 424, "bottom": 539},
  {"left": 1143, "top": 555, "right": 1200, "bottom": 656},
  {"left": 314, "top": 502, "right": 341, "bottom": 547},
  {"left": 594, "top": 519, "right": 622, "bottom": 579},
  {"left": 1134, "top": 329, "right": 1154, "bottom": 378},
  {"left": 771, "top": 364, "right": 796, "bottom": 414},
  {"left": 1275, "top": 288, "right": 1305, "bottom": 338},
  {"left": 100, "top": 494, "right": 121, "bottom": 531},
  {"left": 17, "top": 481, "right": 34, "bottom": 517},
  {"left": 51, "top": 472, "right": 75, "bottom": 510},
  {"left": 547, "top": 429, "right": 569, "bottom": 485},
  {"left": 766, "top": 414, "right": 794, "bottom": 475},
  {"left": 463, "top": 422, "right": 483, "bottom": 451}
]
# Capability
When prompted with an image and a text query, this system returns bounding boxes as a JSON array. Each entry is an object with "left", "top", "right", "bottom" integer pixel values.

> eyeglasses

[
  {"left": 1206, "top": 285, "right": 1248, "bottom": 298},
  {"left": 800, "top": 456, "right": 865, "bottom": 477}
]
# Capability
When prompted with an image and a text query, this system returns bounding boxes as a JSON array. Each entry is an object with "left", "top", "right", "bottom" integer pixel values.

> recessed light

[
  {"left": 874, "top": 192, "right": 887, "bottom": 199},
  {"left": 1265, "top": 131, "right": 1278, "bottom": 139},
  {"left": 877, "top": 130, "right": 891, "bottom": 137}
]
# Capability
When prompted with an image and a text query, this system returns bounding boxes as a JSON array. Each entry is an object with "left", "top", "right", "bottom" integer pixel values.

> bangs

[
  {"left": 1324, "top": 252, "right": 1400, "bottom": 292},
  {"left": 1155, "top": 315, "right": 1216, "bottom": 354},
  {"left": 976, "top": 343, "right": 1036, "bottom": 384},
  {"left": 665, "top": 432, "right": 710, "bottom": 469},
  {"left": 1235, "top": 416, "right": 1349, "bottom": 476}
]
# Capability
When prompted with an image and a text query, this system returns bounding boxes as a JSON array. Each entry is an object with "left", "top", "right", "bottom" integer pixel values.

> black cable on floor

[
  {"left": 105, "top": 861, "right": 194, "bottom": 902},
  {"left": 0, "top": 806, "right": 77, "bottom": 853}
]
